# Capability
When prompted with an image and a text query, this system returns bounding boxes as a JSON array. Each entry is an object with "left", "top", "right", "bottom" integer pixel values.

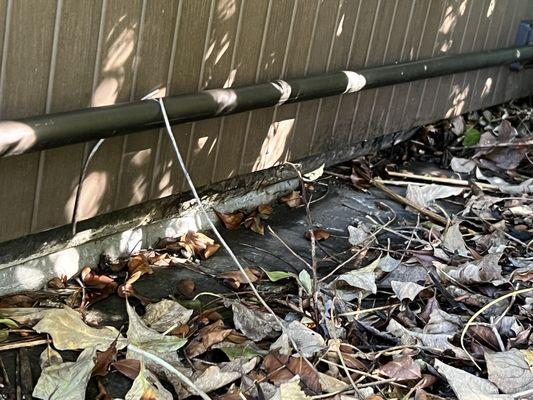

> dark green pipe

[{"left": 1, "top": 45, "right": 533, "bottom": 158}]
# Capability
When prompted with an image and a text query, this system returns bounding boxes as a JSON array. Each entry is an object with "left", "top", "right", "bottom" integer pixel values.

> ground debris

[{"left": 1, "top": 100, "right": 532, "bottom": 399}]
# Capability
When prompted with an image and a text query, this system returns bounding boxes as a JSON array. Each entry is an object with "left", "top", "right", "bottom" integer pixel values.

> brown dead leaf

[
  {"left": 92, "top": 338, "right": 118, "bottom": 377},
  {"left": 305, "top": 229, "right": 331, "bottom": 241},
  {"left": 263, "top": 351, "right": 320, "bottom": 393},
  {"left": 128, "top": 254, "right": 153, "bottom": 277},
  {"left": 216, "top": 210, "right": 245, "bottom": 230},
  {"left": 219, "top": 268, "right": 261, "bottom": 290},
  {"left": 204, "top": 243, "right": 221, "bottom": 259},
  {"left": 280, "top": 191, "right": 301, "bottom": 208},
  {"left": 186, "top": 320, "right": 233, "bottom": 358},
  {"left": 112, "top": 359, "right": 141, "bottom": 380},
  {"left": 0, "top": 294, "right": 36, "bottom": 308},
  {"left": 176, "top": 278, "right": 196, "bottom": 298},
  {"left": 180, "top": 231, "right": 218, "bottom": 258},
  {"left": 258, "top": 204, "right": 273, "bottom": 215},
  {"left": 377, "top": 354, "right": 421, "bottom": 381}
]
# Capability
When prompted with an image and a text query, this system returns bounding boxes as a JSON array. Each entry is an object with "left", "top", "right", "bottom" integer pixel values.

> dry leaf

[
  {"left": 219, "top": 268, "right": 261, "bottom": 290},
  {"left": 258, "top": 204, "right": 273, "bottom": 215},
  {"left": 92, "top": 339, "right": 118, "bottom": 377},
  {"left": 176, "top": 278, "right": 196, "bottom": 298},
  {"left": 435, "top": 359, "right": 512, "bottom": 400},
  {"left": 230, "top": 301, "right": 280, "bottom": 341},
  {"left": 406, "top": 184, "right": 463, "bottom": 209},
  {"left": 33, "top": 306, "right": 126, "bottom": 351},
  {"left": 33, "top": 346, "right": 97, "bottom": 400},
  {"left": 179, "top": 231, "right": 218, "bottom": 258},
  {"left": 270, "top": 321, "right": 324, "bottom": 358},
  {"left": 186, "top": 320, "right": 232, "bottom": 358},
  {"left": 128, "top": 254, "right": 153, "bottom": 277},
  {"left": 391, "top": 281, "right": 426, "bottom": 301},
  {"left": 377, "top": 354, "right": 422, "bottom": 381},
  {"left": 263, "top": 352, "right": 320, "bottom": 393},
  {"left": 442, "top": 223, "right": 469, "bottom": 257},
  {"left": 305, "top": 229, "right": 331, "bottom": 241},
  {"left": 445, "top": 253, "right": 504, "bottom": 285},
  {"left": 216, "top": 210, "right": 245, "bottom": 230},
  {"left": 280, "top": 191, "right": 301, "bottom": 208},
  {"left": 485, "top": 349, "right": 533, "bottom": 394},
  {"left": 125, "top": 361, "right": 173, "bottom": 400},
  {"left": 142, "top": 299, "right": 193, "bottom": 333},
  {"left": 113, "top": 359, "right": 141, "bottom": 380}
]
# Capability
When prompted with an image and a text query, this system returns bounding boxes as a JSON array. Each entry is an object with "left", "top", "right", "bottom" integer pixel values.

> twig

[
  {"left": 338, "top": 303, "right": 400, "bottom": 317},
  {"left": 460, "top": 287, "right": 533, "bottom": 370},
  {"left": 0, "top": 338, "right": 49, "bottom": 352},
  {"left": 372, "top": 178, "right": 448, "bottom": 226},
  {"left": 386, "top": 170, "right": 500, "bottom": 191},
  {"left": 267, "top": 226, "right": 312, "bottom": 270},
  {"left": 128, "top": 344, "right": 211, "bottom": 400}
]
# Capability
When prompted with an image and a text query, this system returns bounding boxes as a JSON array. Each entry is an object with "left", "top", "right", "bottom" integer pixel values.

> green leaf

[
  {"left": 0, "top": 330, "right": 8, "bottom": 343},
  {"left": 218, "top": 345, "right": 262, "bottom": 360},
  {"left": 462, "top": 127, "right": 481, "bottom": 146},
  {"left": 298, "top": 270, "right": 313, "bottom": 294},
  {"left": 0, "top": 318, "right": 18, "bottom": 329},
  {"left": 262, "top": 269, "right": 295, "bottom": 282}
]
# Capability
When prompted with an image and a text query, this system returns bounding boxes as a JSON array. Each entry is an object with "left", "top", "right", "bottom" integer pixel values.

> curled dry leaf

[
  {"left": 280, "top": 191, "right": 301, "bottom": 208},
  {"left": 216, "top": 210, "right": 245, "bottom": 230},
  {"left": 406, "top": 184, "right": 463, "bottom": 209},
  {"left": 182, "top": 357, "right": 258, "bottom": 397},
  {"left": 219, "top": 268, "right": 261, "bottom": 290},
  {"left": 305, "top": 229, "right": 331, "bottom": 241},
  {"left": 176, "top": 278, "right": 196, "bottom": 298},
  {"left": 391, "top": 281, "right": 426, "bottom": 302},
  {"left": 444, "top": 253, "right": 505, "bottom": 285},
  {"left": 127, "top": 254, "right": 153, "bottom": 277},
  {"left": 258, "top": 204, "right": 273, "bottom": 215},
  {"left": 179, "top": 231, "right": 220, "bottom": 259},
  {"left": 186, "top": 320, "right": 233, "bottom": 358},
  {"left": 92, "top": 338, "right": 118, "bottom": 377},
  {"left": 33, "top": 306, "right": 126, "bottom": 351}
]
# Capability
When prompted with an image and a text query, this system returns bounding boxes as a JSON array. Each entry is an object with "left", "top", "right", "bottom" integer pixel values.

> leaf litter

[{"left": 0, "top": 100, "right": 532, "bottom": 399}]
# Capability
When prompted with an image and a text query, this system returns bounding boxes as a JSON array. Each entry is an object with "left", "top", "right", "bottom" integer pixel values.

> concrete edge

[{"left": 0, "top": 179, "right": 298, "bottom": 296}]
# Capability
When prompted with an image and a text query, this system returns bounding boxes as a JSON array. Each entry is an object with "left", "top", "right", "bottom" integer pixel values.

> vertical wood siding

[{"left": 1, "top": 0, "right": 532, "bottom": 242}]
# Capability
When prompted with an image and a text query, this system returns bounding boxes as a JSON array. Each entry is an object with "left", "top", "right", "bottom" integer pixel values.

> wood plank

[
  {"left": 333, "top": 0, "right": 378, "bottom": 147},
  {"left": 312, "top": 0, "right": 360, "bottom": 153},
  {"left": 75, "top": 0, "right": 143, "bottom": 220},
  {"left": 0, "top": 0, "right": 56, "bottom": 241},
  {"left": 116, "top": 0, "right": 181, "bottom": 209},
  {"left": 32, "top": 0, "right": 103, "bottom": 232},
  {"left": 290, "top": 0, "right": 340, "bottom": 158},
  {"left": 211, "top": 0, "right": 270, "bottom": 183},
  {"left": 429, "top": 0, "right": 474, "bottom": 122},
  {"left": 368, "top": 0, "right": 414, "bottom": 138},
  {"left": 277, "top": 0, "right": 320, "bottom": 163},
  {"left": 384, "top": 0, "right": 431, "bottom": 133},
  {"left": 350, "top": 0, "right": 396, "bottom": 142},
  {"left": 239, "top": 0, "right": 296, "bottom": 173},
  {"left": 467, "top": 0, "right": 504, "bottom": 112}
]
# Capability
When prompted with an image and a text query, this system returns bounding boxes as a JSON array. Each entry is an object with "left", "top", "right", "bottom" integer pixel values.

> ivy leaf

[{"left": 462, "top": 127, "right": 481, "bottom": 146}]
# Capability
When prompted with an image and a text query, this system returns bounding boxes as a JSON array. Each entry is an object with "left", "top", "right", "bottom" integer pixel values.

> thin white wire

[{"left": 157, "top": 98, "right": 307, "bottom": 360}]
